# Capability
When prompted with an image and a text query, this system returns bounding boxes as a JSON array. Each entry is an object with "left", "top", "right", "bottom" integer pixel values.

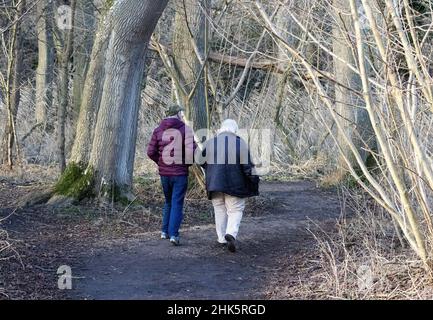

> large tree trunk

[
  {"left": 71, "top": 0, "right": 95, "bottom": 126},
  {"left": 172, "top": 0, "right": 209, "bottom": 131},
  {"left": 89, "top": 0, "right": 169, "bottom": 198},
  {"left": 333, "top": 0, "right": 357, "bottom": 173},
  {"left": 333, "top": 0, "right": 377, "bottom": 180},
  {"left": 1, "top": 0, "right": 26, "bottom": 167},
  {"left": 69, "top": 10, "right": 111, "bottom": 165},
  {"left": 56, "top": 0, "right": 77, "bottom": 173},
  {"left": 35, "top": 0, "right": 55, "bottom": 128},
  {"left": 53, "top": 0, "right": 169, "bottom": 203}
]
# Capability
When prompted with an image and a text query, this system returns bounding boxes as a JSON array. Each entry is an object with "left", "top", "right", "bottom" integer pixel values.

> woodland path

[{"left": 65, "top": 181, "right": 340, "bottom": 300}]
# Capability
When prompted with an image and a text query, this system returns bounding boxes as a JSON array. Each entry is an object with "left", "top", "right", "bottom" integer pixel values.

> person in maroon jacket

[{"left": 147, "top": 105, "right": 197, "bottom": 246}]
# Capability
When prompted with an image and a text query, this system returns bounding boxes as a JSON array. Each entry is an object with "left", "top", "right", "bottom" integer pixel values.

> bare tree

[
  {"left": 35, "top": 0, "right": 55, "bottom": 129},
  {"left": 0, "top": 0, "right": 26, "bottom": 168},
  {"left": 172, "top": 0, "right": 210, "bottom": 131},
  {"left": 69, "top": 8, "right": 111, "bottom": 165},
  {"left": 56, "top": 0, "right": 77, "bottom": 173},
  {"left": 253, "top": 0, "right": 433, "bottom": 270},
  {"left": 332, "top": 0, "right": 377, "bottom": 180},
  {"left": 72, "top": 0, "right": 96, "bottom": 125}
]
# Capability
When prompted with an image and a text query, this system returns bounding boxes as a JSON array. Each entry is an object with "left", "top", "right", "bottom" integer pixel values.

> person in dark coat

[
  {"left": 200, "top": 119, "right": 259, "bottom": 252},
  {"left": 147, "top": 104, "right": 197, "bottom": 246}
]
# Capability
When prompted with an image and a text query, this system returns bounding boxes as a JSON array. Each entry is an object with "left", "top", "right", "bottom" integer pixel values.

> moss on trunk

[
  {"left": 99, "top": 183, "right": 135, "bottom": 205},
  {"left": 54, "top": 162, "right": 95, "bottom": 200},
  {"left": 54, "top": 162, "right": 136, "bottom": 205}
]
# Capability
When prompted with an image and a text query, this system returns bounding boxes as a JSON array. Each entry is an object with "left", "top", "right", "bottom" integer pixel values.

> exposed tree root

[
  {"left": 46, "top": 194, "right": 74, "bottom": 207},
  {"left": 17, "top": 187, "right": 55, "bottom": 208}
]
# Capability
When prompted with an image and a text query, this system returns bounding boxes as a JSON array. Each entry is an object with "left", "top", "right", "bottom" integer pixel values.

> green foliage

[
  {"left": 55, "top": 164, "right": 134, "bottom": 205},
  {"left": 54, "top": 162, "right": 95, "bottom": 200}
]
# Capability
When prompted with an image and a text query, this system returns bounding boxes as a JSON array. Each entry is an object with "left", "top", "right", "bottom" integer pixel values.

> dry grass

[
  {"left": 0, "top": 226, "right": 12, "bottom": 298},
  {"left": 319, "top": 170, "right": 347, "bottom": 189},
  {"left": 266, "top": 185, "right": 433, "bottom": 300},
  {"left": 0, "top": 164, "right": 59, "bottom": 184},
  {"left": 274, "top": 187, "right": 433, "bottom": 299},
  {"left": 266, "top": 154, "right": 328, "bottom": 182},
  {"left": 0, "top": 207, "right": 14, "bottom": 259}
]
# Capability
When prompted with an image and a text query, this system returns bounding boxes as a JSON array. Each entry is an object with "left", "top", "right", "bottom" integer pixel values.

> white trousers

[{"left": 211, "top": 192, "right": 245, "bottom": 243}]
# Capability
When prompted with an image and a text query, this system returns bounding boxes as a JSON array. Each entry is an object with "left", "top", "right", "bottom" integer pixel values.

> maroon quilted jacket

[{"left": 147, "top": 117, "right": 197, "bottom": 176}]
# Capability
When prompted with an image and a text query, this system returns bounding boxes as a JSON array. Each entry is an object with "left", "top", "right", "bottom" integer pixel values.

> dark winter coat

[
  {"left": 201, "top": 131, "right": 260, "bottom": 200},
  {"left": 147, "top": 117, "right": 197, "bottom": 176}
]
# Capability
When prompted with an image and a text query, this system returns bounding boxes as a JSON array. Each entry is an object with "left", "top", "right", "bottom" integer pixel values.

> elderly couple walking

[{"left": 147, "top": 105, "right": 259, "bottom": 252}]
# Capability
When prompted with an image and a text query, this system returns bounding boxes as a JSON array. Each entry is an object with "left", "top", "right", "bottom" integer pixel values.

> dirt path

[{"left": 66, "top": 181, "right": 341, "bottom": 300}]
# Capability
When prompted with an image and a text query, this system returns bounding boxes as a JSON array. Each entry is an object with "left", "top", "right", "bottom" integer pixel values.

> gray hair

[{"left": 219, "top": 119, "right": 239, "bottom": 134}]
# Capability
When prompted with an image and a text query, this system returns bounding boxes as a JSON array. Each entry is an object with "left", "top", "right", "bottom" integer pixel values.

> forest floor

[{"left": 0, "top": 169, "right": 341, "bottom": 300}]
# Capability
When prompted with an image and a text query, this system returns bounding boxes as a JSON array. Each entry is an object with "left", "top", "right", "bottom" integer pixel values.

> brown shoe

[{"left": 224, "top": 234, "right": 236, "bottom": 253}]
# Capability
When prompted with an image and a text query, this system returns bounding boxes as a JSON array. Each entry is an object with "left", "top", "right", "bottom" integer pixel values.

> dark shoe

[
  {"left": 224, "top": 234, "right": 236, "bottom": 253},
  {"left": 215, "top": 242, "right": 227, "bottom": 249},
  {"left": 170, "top": 236, "right": 180, "bottom": 246}
]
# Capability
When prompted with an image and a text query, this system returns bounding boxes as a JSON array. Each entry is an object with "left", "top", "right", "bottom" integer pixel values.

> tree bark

[
  {"left": 35, "top": 0, "right": 55, "bottom": 128},
  {"left": 333, "top": 0, "right": 356, "bottom": 169},
  {"left": 172, "top": 0, "right": 209, "bottom": 131},
  {"left": 54, "top": 0, "right": 170, "bottom": 202},
  {"left": 57, "top": 0, "right": 77, "bottom": 173},
  {"left": 71, "top": 0, "right": 95, "bottom": 126},
  {"left": 1, "top": 0, "right": 26, "bottom": 167},
  {"left": 89, "top": 0, "right": 169, "bottom": 199},
  {"left": 69, "top": 11, "right": 111, "bottom": 165},
  {"left": 333, "top": 0, "right": 377, "bottom": 179}
]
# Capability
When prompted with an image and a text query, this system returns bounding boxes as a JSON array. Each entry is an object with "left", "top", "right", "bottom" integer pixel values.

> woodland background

[{"left": 1, "top": 0, "right": 433, "bottom": 299}]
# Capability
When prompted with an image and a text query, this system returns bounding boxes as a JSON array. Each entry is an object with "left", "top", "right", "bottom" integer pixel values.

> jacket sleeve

[
  {"left": 239, "top": 137, "right": 254, "bottom": 176},
  {"left": 239, "top": 138, "right": 259, "bottom": 194},
  {"left": 242, "top": 153, "right": 255, "bottom": 177},
  {"left": 147, "top": 128, "right": 159, "bottom": 164}
]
